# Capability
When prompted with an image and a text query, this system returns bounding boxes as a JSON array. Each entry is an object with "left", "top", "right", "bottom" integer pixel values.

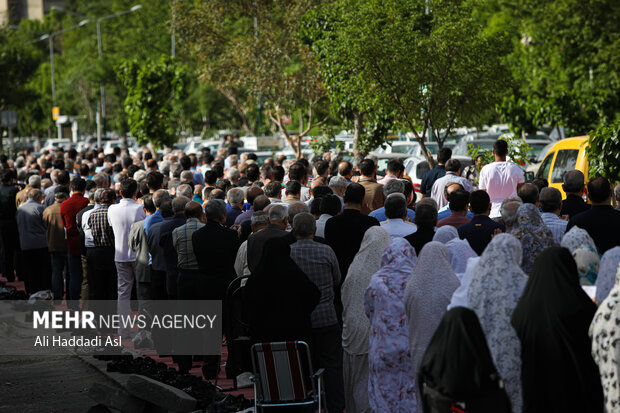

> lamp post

[
  {"left": 95, "top": 4, "right": 143, "bottom": 149},
  {"left": 39, "top": 19, "right": 90, "bottom": 111}
]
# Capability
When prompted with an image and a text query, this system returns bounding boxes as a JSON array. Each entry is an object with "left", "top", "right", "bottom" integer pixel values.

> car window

[
  {"left": 537, "top": 152, "right": 555, "bottom": 180},
  {"left": 550, "top": 150, "right": 579, "bottom": 183},
  {"left": 416, "top": 161, "right": 430, "bottom": 179}
]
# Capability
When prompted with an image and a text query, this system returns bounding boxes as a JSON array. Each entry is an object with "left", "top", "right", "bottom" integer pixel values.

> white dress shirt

[
  {"left": 108, "top": 198, "right": 146, "bottom": 262},
  {"left": 315, "top": 213, "right": 333, "bottom": 238},
  {"left": 380, "top": 218, "right": 417, "bottom": 238}
]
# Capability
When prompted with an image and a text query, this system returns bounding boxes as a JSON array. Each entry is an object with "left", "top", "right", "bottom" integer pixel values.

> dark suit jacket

[
  {"left": 158, "top": 213, "right": 187, "bottom": 277},
  {"left": 457, "top": 215, "right": 505, "bottom": 256},
  {"left": 561, "top": 194, "right": 590, "bottom": 219},
  {"left": 324, "top": 209, "right": 380, "bottom": 281},
  {"left": 567, "top": 205, "right": 620, "bottom": 254},
  {"left": 192, "top": 221, "right": 240, "bottom": 300},
  {"left": 247, "top": 224, "right": 288, "bottom": 273},
  {"left": 405, "top": 227, "right": 436, "bottom": 255}
]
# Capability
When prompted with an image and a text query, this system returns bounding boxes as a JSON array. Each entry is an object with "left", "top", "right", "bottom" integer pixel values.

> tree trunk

[
  {"left": 121, "top": 133, "right": 128, "bottom": 154},
  {"left": 352, "top": 110, "right": 365, "bottom": 164}
]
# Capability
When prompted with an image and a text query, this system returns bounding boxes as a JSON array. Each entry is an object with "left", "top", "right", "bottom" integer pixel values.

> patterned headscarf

[
  {"left": 342, "top": 226, "right": 392, "bottom": 354},
  {"left": 512, "top": 203, "right": 555, "bottom": 275},
  {"left": 595, "top": 247, "right": 620, "bottom": 304},
  {"left": 573, "top": 246, "right": 600, "bottom": 285},
  {"left": 445, "top": 238, "right": 478, "bottom": 277},
  {"left": 590, "top": 262, "right": 620, "bottom": 413},
  {"left": 561, "top": 226, "right": 597, "bottom": 253},
  {"left": 468, "top": 233, "right": 528, "bottom": 412},
  {"left": 405, "top": 241, "right": 461, "bottom": 401},
  {"left": 432, "top": 225, "right": 459, "bottom": 244}
]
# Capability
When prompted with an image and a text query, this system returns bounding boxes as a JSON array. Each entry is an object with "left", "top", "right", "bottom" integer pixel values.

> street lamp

[
  {"left": 39, "top": 19, "right": 90, "bottom": 106},
  {"left": 95, "top": 4, "right": 143, "bottom": 148}
]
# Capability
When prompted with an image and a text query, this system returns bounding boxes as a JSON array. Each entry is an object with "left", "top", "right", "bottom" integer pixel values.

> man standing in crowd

[
  {"left": 561, "top": 170, "right": 590, "bottom": 218},
  {"left": 458, "top": 190, "right": 505, "bottom": 255},
  {"left": 43, "top": 186, "right": 70, "bottom": 302},
  {"left": 567, "top": 177, "right": 620, "bottom": 254},
  {"left": 60, "top": 178, "right": 89, "bottom": 307},
  {"left": 0, "top": 170, "right": 19, "bottom": 282},
  {"left": 247, "top": 204, "right": 288, "bottom": 273},
  {"left": 88, "top": 189, "right": 118, "bottom": 301},
  {"left": 290, "top": 212, "right": 344, "bottom": 413},
  {"left": 437, "top": 189, "right": 471, "bottom": 228},
  {"left": 378, "top": 159, "right": 405, "bottom": 185},
  {"left": 16, "top": 189, "right": 51, "bottom": 294},
  {"left": 540, "top": 187, "right": 568, "bottom": 245},
  {"left": 108, "top": 178, "right": 145, "bottom": 336},
  {"left": 357, "top": 159, "right": 384, "bottom": 215},
  {"left": 431, "top": 158, "right": 473, "bottom": 209},
  {"left": 478, "top": 140, "right": 524, "bottom": 219},
  {"left": 420, "top": 147, "right": 452, "bottom": 198},
  {"left": 380, "top": 193, "right": 417, "bottom": 238},
  {"left": 369, "top": 179, "right": 415, "bottom": 222}
]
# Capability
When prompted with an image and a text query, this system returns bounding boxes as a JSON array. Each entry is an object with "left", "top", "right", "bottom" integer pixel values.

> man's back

[
  {"left": 247, "top": 224, "right": 287, "bottom": 273},
  {"left": 457, "top": 215, "right": 505, "bottom": 255},
  {"left": 16, "top": 201, "right": 47, "bottom": 250},
  {"left": 479, "top": 161, "right": 524, "bottom": 218},
  {"left": 567, "top": 206, "right": 620, "bottom": 254},
  {"left": 290, "top": 239, "right": 340, "bottom": 328},
  {"left": 561, "top": 194, "right": 590, "bottom": 219},
  {"left": 358, "top": 178, "right": 384, "bottom": 215},
  {"left": 108, "top": 198, "right": 146, "bottom": 262},
  {"left": 420, "top": 165, "right": 446, "bottom": 197},
  {"left": 324, "top": 209, "right": 380, "bottom": 278},
  {"left": 42, "top": 203, "right": 66, "bottom": 253}
]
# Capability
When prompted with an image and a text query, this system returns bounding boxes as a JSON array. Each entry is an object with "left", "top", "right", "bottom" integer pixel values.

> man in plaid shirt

[
  {"left": 290, "top": 212, "right": 344, "bottom": 413},
  {"left": 88, "top": 189, "right": 117, "bottom": 301}
]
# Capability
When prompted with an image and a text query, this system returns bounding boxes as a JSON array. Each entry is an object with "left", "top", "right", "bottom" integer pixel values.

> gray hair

[
  {"left": 227, "top": 187, "right": 245, "bottom": 205},
  {"left": 226, "top": 167, "right": 240, "bottom": 182},
  {"left": 293, "top": 212, "right": 316, "bottom": 237},
  {"left": 93, "top": 188, "right": 105, "bottom": 204},
  {"left": 251, "top": 211, "right": 268, "bottom": 226},
  {"left": 133, "top": 170, "right": 147, "bottom": 183},
  {"left": 563, "top": 170, "right": 585, "bottom": 193},
  {"left": 383, "top": 179, "right": 405, "bottom": 196},
  {"left": 614, "top": 184, "right": 620, "bottom": 201},
  {"left": 92, "top": 173, "right": 108, "bottom": 188},
  {"left": 287, "top": 202, "right": 309, "bottom": 222},
  {"left": 181, "top": 170, "right": 194, "bottom": 182},
  {"left": 28, "top": 174, "right": 41, "bottom": 189},
  {"left": 500, "top": 197, "right": 523, "bottom": 227},
  {"left": 176, "top": 184, "right": 192, "bottom": 199},
  {"left": 153, "top": 189, "right": 171, "bottom": 208},
  {"left": 328, "top": 176, "right": 347, "bottom": 190},
  {"left": 540, "top": 187, "right": 562, "bottom": 212},
  {"left": 384, "top": 193, "right": 407, "bottom": 219},
  {"left": 268, "top": 204, "right": 288, "bottom": 223},
  {"left": 172, "top": 196, "right": 190, "bottom": 213},
  {"left": 205, "top": 199, "right": 227, "bottom": 222}
]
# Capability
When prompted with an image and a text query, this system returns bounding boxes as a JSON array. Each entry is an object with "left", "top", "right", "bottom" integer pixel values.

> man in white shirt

[
  {"left": 380, "top": 193, "right": 417, "bottom": 238},
  {"left": 108, "top": 178, "right": 146, "bottom": 336},
  {"left": 431, "top": 158, "right": 473, "bottom": 209},
  {"left": 478, "top": 140, "right": 525, "bottom": 219}
]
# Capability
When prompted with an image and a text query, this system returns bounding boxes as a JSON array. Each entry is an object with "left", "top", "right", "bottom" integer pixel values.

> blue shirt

[
  {"left": 420, "top": 165, "right": 446, "bottom": 197},
  {"left": 438, "top": 203, "right": 474, "bottom": 221},
  {"left": 369, "top": 207, "right": 415, "bottom": 223}
]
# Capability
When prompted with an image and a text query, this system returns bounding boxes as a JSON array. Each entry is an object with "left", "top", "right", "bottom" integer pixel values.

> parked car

[
  {"left": 183, "top": 139, "right": 221, "bottom": 154},
  {"left": 374, "top": 141, "right": 420, "bottom": 154},
  {"left": 535, "top": 136, "right": 589, "bottom": 199},
  {"left": 403, "top": 155, "right": 474, "bottom": 195},
  {"left": 406, "top": 141, "right": 455, "bottom": 158},
  {"left": 526, "top": 141, "right": 555, "bottom": 175}
]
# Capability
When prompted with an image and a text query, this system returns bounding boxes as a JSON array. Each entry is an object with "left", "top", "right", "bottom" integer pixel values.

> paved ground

[{"left": 0, "top": 354, "right": 119, "bottom": 413}]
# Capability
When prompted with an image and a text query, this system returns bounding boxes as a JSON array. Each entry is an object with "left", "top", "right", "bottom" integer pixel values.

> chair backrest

[{"left": 251, "top": 341, "right": 315, "bottom": 403}]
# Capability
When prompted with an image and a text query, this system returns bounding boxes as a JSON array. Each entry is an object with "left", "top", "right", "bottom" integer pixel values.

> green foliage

[
  {"left": 116, "top": 55, "right": 188, "bottom": 148},
  {"left": 586, "top": 121, "right": 620, "bottom": 183},
  {"left": 500, "top": 0, "right": 620, "bottom": 135},
  {"left": 301, "top": 0, "right": 510, "bottom": 167},
  {"left": 309, "top": 127, "right": 343, "bottom": 156},
  {"left": 467, "top": 134, "right": 532, "bottom": 173}
]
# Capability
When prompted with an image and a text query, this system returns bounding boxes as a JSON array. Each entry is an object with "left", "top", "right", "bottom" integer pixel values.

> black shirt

[
  {"left": 420, "top": 165, "right": 446, "bottom": 197},
  {"left": 560, "top": 194, "right": 590, "bottom": 219},
  {"left": 457, "top": 215, "right": 505, "bottom": 255},
  {"left": 0, "top": 183, "right": 18, "bottom": 222},
  {"left": 405, "top": 227, "right": 436, "bottom": 255},
  {"left": 567, "top": 205, "right": 620, "bottom": 254}
]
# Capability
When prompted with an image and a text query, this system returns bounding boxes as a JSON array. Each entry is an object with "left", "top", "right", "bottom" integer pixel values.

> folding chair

[{"left": 251, "top": 341, "right": 325, "bottom": 412}]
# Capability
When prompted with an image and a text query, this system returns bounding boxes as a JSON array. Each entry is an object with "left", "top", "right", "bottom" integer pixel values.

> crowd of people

[{"left": 1, "top": 138, "right": 620, "bottom": 412}]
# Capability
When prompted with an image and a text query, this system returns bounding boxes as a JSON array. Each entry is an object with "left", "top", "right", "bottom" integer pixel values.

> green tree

[
  {"left": 304, "top": 0, "right": 510, "bottom": 167},
  {"left": 586, "top": 121, "right": 620, "bottom": 183},
  {"left": 174, "top": 0, "right": 328, "bottom": 158},
  {"left": 116, "top": 55, "right": 188, "bottom": 148},
  {"left": 501, "top": 0, "right": 620, "bottom": 135}
]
